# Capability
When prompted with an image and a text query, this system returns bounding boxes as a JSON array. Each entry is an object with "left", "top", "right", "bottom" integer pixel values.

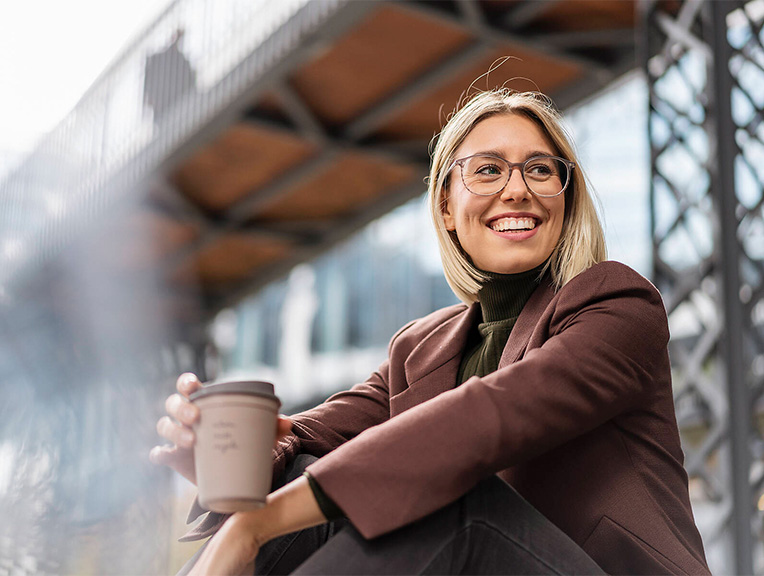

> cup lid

[{"left": 190, "top": 379, "right": 280, "bottom": 406}]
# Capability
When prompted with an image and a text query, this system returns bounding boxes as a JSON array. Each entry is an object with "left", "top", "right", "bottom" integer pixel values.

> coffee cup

[{"left": 190, "top": 379, "right": 281, "bottom": 513}]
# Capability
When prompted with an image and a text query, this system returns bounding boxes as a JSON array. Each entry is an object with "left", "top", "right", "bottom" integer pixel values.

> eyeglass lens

[{"left": 460, "top": 155, "right": 570, "bottom": 197}]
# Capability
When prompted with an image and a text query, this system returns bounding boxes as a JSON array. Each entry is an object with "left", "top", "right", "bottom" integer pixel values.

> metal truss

[
  {"left": 643, "top": 1, "right": 764, "bottom": 573},
  {"left": 152, "top": 0, "right": 641, "bottom": 321}
]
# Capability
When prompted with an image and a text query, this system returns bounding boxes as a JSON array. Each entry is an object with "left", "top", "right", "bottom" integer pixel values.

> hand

[
  {"left": 149, "top": 373, "right": 295, "bottom": 484},
  {"left": 150, "top": 372, "right": 202, "bottom": 484},
  {"left": 188, "top": 476, "right": 324, "bottom": 576},
  {"left": 188, "top": 510, "right": 263, "bottom": 576}
]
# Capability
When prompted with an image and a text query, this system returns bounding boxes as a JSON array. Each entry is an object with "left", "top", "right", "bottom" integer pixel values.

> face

[{"left": 443, "top": 113, "right": 566, "bottom": 275}]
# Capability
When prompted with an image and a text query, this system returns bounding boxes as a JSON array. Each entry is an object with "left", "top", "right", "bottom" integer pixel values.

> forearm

[
  {"left": 253, "top": 475, "right": 327, "bottom": 545},
  {"left": 189, "top": 476, "right": 327, "bottom": 576}
]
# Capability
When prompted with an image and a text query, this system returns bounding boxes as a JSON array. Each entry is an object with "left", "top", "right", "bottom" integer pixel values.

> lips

[{"left": 488, "top": 214, "right": 540, "bottom": 232}]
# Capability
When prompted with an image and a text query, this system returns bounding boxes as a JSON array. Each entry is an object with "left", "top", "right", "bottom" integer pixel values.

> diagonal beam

[
  {"left": 206, "top": 178, "right": 427, "bottom": 316},
  {"left": 161, "top": 113, "right": 429, "bottom": 279},
  {"left": 224, "top": 148, "right": 340, "bottom": 222},
  {"left": 396, "top": 0, "right": 614, "bottom": 77},
  {"left": 155, "top": 0, "right": 381, "bottom": 186},
  {"left": 502, "top": 0, "right": 563, "bottom": 30},
  {"left": 272, "top": 81, "right": 330, "bottom": 144},
  {"left": 342, "top": 41, "right": 491, "bottom": 141},
  {"left": 549, "top": 64, "right": 632, "bottom": 111},
  {"left": 243, "top": 114, "right": 431, "bottom": 168},
  {"left": 656, "top": 11, "right": 712, "bottom": 60},
  {"left": 529, "top": 28, "right": 637, "bottom": 49},
  {"left": 454, "top": 0, "right": 486, "bottom": 28},
  {"left": 148, "top": 178, "right": 214, "bottom": 229},
  {"left": 340, "top": 0, "right": 619, "bottom": 141},
  {"left": 162, "top": 149, "right": 341, "bottom": 272}
]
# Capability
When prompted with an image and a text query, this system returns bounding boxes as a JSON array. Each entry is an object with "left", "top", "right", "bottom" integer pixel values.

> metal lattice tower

[{"left": 644, "top": 0, "right": 764, "bottom": 573}]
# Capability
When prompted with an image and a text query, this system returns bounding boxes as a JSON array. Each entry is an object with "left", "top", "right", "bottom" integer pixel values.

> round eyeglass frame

[{"left": 446, "top": 154, "right": 576, "bottom": 198}]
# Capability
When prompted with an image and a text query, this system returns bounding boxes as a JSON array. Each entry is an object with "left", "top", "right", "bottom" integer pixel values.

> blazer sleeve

[
  {"left": 272, "top": 319, "right": 417, "bottom": 481},
  {"left": 306, "top": 263, "right": 671, "bottom": 538},
  {"left": 272, "top": 360, "right": 393, "bottom": 480},
  {"left": 182, "top": 324, "right": 410, "bottom": 541}
]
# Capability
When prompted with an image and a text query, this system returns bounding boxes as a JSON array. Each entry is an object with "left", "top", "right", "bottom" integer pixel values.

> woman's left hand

[{"left": 188, "top": 510, "right": 263, "bottom": 576}]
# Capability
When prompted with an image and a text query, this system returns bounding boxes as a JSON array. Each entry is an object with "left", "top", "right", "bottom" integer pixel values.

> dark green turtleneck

[{"left": 457, "top": 264, "right": 545, "bottom": 384}]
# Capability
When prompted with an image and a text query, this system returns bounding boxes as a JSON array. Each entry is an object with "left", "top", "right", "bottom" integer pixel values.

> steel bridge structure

[
  {"left": 0, "top": 0, "right": 762, "bottom": 574},
  {"left": 644, "top": 1, "right": 764, "bottom": 573}
]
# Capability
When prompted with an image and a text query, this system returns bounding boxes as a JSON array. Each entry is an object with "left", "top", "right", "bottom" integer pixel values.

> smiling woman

[
  {"left": 154, "top": 87, "right": 710, "bottom": 576},
  {"left": 429, "top": 90, "right": 606, "bottom": 302},
  {"left": 442, "top": 114, "right": 568, "bottom": 276}
]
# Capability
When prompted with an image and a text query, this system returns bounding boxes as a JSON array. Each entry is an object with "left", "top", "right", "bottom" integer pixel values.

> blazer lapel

[
  {"left": 399, "top": 277, "right": 555, "bottom": 406},
  {"left": 403, "top": 303, "right": 480, "bottom": 399},
  {"left": 499, "top": 277, "right": 556, "bottom": 368}
]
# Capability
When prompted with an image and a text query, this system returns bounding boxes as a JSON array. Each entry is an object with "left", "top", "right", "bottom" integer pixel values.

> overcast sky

[{"left": 0, "top": 0, "right": 172, "bottom": 174}]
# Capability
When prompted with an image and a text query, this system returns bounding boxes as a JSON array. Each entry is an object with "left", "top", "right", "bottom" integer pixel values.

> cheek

[
  {"left": 442, "top": 190, "right": 476, "bottom": 231},
  {"left": 545, "top": 195, "right": 564, "bottom": 218},
  {"left": 542, "top": 198, "right": 565, "bottom": 241}
]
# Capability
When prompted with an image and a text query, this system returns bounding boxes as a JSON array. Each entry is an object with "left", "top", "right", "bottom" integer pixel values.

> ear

[{"left": 442, "top": 195, "right": 456, "bottom": 231}]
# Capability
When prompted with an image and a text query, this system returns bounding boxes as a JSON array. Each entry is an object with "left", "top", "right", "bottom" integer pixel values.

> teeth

[{"left": 490, "top": 218, "right": 537, "bottom": 232}]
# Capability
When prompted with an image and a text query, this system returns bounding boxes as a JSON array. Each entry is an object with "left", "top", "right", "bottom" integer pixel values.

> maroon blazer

[{"left": 273, "top": 261, "right": 709, "bottom": 575}]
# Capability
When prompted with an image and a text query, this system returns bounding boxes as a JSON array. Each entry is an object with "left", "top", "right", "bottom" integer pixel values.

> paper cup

[{"left": 190, "top": 380, "right": 281, "bottom": 513}]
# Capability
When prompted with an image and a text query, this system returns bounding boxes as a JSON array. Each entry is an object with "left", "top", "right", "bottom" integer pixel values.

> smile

[{"left": 489, "top": 217, "right": 538, "bottom": 232}]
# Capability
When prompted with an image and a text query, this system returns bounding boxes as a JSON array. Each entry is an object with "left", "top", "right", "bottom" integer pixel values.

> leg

[{"left": 292, "top": 475, "right": 604, "bottom": 575}]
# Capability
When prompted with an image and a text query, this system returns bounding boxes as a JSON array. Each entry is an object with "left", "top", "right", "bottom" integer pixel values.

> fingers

[
  {"left": 149, "top": 444, "right": 176, "bottom": 466},
  {"left": 177, "top": 372, "right": 202, "bottom": 398},
  {"left": 166, "top": 392, "right": 200, "bottom": 428},
  {"left": 157, "top": 415, "right": 195, "bottom": 449},
  {"left": 150, "top": 373, "right": 204, "bottom": 485},
  {"left": 149, "top": 444, "right": 197, "bottom": 484},
  {"left": 276, "top": 416, "right": 293, "bottom": 441}
]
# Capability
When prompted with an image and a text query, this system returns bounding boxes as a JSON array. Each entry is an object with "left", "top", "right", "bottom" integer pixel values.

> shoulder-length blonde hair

[{"left": 427, "top": 88, "right": 607, "bottom": 304}]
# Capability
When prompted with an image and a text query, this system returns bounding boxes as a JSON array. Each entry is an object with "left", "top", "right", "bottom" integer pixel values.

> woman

[{"left": 152, "top": 89, "right": 710, "bottom": 575}]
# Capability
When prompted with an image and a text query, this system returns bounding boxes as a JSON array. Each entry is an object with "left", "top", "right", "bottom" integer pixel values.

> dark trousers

[{"left": 253, "top": 455, "right": 604, "bottom": 575}]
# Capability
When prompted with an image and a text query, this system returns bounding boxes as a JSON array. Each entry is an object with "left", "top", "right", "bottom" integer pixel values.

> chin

[{"left": 482, "top": 263, "right": 532, "bottom": 274}]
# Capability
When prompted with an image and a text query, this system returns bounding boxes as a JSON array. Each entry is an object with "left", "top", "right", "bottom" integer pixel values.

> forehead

[{"left": 455, "top": 113, "right": 555, "bottom": 157}]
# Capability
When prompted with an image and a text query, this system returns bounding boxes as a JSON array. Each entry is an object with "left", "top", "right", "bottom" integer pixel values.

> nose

[{"left": 499, "top": 167, "right": 532, "bottom": 202}]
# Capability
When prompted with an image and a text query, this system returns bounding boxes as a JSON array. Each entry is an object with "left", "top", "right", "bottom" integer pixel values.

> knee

[
  {"left": 463, "top": 474, "right": 543, "bottom": 527},
  {"left": 273, "top": 453, "right": 319, "bottom": 490}
]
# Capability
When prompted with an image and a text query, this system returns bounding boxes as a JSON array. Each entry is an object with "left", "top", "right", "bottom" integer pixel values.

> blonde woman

[{"left": 153, "top": 89, "right": 710, "bottom": 575}]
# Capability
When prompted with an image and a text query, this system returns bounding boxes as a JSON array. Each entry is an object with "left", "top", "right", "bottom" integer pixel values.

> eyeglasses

[{"left": 446, "top": 154, "right": 575, "bottom": 198}]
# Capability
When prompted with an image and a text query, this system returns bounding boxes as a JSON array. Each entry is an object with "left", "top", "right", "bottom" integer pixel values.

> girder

[{"left": 644, "top": 1, "right": 764, "bottom": 572}]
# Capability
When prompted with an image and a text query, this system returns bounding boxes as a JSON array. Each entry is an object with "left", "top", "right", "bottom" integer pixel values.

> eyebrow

[{"left": 473, "top": 149, "right": 556, "bottom": 160}]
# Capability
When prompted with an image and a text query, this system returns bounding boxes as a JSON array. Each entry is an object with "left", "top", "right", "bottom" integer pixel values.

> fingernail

[
  {"left": 181, "top": 430, "right": 194, "bottom": 446},
  {"left": 183, "top": 405, "right": 197, "bottom": 421},
  {"left": 149, "top": 446, "right": 163, "bottom": 464}
]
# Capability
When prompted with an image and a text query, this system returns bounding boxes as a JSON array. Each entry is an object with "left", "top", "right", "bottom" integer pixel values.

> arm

[
  {"left": 155, "top": 332, "right": 402, "bottom": 538},
  {"left": 280, "top": 318, "right": 424, "bottom": 462},
  {"left": 273, "top": 328, "right": 410, "bottom": 480},
  {"left": 188, "top": 476, "right": 324, "bottom": 576},
  {"left": 308, "top": 264, "right": 671, "bottom": 538}
]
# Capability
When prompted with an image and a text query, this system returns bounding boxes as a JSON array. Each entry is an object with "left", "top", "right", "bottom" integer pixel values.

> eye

[
  {"left": 525, "top": 158, "right": 557, "bottom": 179},
  {"left": 475, "top": 163, "right": 502, "bottom": 176}
]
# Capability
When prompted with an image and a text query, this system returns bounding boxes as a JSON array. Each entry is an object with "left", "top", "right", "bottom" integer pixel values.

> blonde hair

[{"left": 427, "top": 89, "right": 607, "bottom": 304}]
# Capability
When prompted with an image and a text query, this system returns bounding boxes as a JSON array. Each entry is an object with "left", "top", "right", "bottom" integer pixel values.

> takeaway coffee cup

[{"left": 190, "top": 379, "right": 281, "bottom": 513}]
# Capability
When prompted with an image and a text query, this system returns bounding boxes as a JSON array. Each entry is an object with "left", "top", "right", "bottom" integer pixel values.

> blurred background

[{"left": 0, "top": 0, "right": 762, "bottom": 574}]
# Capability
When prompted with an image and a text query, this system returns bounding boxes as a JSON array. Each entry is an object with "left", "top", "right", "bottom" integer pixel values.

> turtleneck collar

[{"left": 477, "top": 263, "right": 547, "bottom": 323}]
